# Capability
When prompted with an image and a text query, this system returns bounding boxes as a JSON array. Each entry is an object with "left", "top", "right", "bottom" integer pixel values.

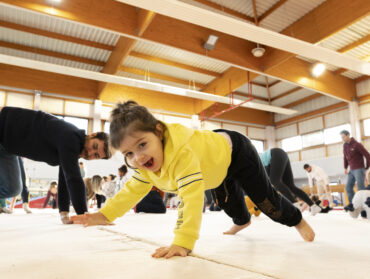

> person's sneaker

[
  {"left": 0, "top": 207, "right": 12, "bottom": 214},
  {"left": 310, "top": 204, "right": 321, "bottom": 216},
  {"left": 23, "top": 203, "right": 32, "bottom": 214}
]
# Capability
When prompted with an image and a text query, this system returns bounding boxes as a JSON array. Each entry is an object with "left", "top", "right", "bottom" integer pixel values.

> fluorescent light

[
  {"left": 312, "top": 63, "right": 326, "bottom": 77},
  {"left": 203, "top": 34, "right": 218, "bottom": 50},
  {"left": 48, "top": 0, "right": 62, "bottom": 4}
]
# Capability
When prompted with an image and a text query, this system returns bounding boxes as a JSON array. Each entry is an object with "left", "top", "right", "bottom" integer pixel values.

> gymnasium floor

[{"left": 1, "top": 209, "right": 369, "bottom": 279}]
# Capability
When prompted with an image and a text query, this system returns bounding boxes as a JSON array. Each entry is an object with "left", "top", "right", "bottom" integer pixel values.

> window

[
  {"left": 251, "top": 139, "right": 264, "bottom": 154},
  {"left": 64, "top": 116, "right": 89, "bottom": 132},
  {"left": 324, "top": 124, "right": 351, "bottom": 145},
  {"left": 364, "top": 119, "right": 370, "bottom": 137},
  {"left": 282, "top": 136, "right": 302, "bottom": 152},
  {"left": 302, "top": 131, "right": 324, "bottom": 148},
  {"left": 104, "top": 121, "right": 110, "bottom": 133}
]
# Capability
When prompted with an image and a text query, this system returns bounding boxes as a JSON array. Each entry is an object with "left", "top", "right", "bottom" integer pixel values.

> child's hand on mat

[
  {"left": 70, "top": 212, "right": 112, "bottom": 227},
  {"left": 152, "top": 245, "right": 191, "bottom": 259}
]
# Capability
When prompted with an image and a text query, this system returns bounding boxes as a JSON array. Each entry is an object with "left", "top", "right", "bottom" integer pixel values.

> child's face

[{"left": 120, "top": 127, "right": 164, "bottom": 172}]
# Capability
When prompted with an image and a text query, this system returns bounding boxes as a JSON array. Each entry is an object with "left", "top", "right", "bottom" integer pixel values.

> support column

[
  {"left": 265, "top": 126, "right": 276, "bottom": 150},
  {"left": 92, "top": 100, "right": 102, "bottom": 133},
  {"left": 191, "top": 114, "right": 201, "bottom": 130},
  {"left": 348, "top": 101, "right": 362, "bottom": 142},
  {"left": 33, "top": 91, "right": 41, "bottom": 111}
]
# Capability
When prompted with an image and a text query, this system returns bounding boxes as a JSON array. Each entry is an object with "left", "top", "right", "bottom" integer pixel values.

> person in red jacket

[{"left": 341, "top": 130, "right": 370, "bottom": 203}]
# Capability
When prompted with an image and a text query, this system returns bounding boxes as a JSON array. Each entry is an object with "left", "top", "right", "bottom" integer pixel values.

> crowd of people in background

[{"left": 0, "top": 107, "right": 369, "bottom": 223}]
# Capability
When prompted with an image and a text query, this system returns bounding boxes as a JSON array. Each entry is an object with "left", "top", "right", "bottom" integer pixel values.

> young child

[{"left": 72, "top": 101, "right": 315, "bottom": 259}]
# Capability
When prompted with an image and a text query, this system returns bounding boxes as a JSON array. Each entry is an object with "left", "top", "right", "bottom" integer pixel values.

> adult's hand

[
  {"left": 344, "top": 169, "right": 348, "bottom": 175},
  {"left": 60, "top": 211, "right": 73, "bottom": 224},
  {"left": 70, "top": 212, "right": 112, "bottom": 227}
]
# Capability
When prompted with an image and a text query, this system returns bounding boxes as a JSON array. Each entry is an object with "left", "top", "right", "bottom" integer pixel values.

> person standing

[
  {"left": 303, "top": 164, "right": 334, "bottom": 207},
  {"left": 340, "top": 130, "right": 370, "bottom": 203}
]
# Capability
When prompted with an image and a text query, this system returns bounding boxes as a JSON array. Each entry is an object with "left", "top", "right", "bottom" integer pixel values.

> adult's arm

[
  {"left": 357, "top": 142, "right": 370, "bottom": 169},
  {"left": 43, "top": 191, "right": 51, "bottom": 208},
  {"left": 343, "top": 146, "right": 349, "bottom": 170},
  {"left": 58, "top": 146, "right": 88, "bottom": 214}
]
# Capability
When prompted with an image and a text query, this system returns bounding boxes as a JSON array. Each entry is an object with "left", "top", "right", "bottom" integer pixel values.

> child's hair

[
  {"left": 84, "top": 178, "right": 95, "bottom": 201},
  {"left": 91, "top": 175, "right": 103, "bottom": 193},
  {"left": 110, "top": 101, "right": 164, "bottom": 149},
  {"left": 118, "top": 164, "right": 128, "bottom": 174}
]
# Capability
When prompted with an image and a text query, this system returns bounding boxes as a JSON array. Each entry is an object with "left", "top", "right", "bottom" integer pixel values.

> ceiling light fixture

[
  {"left": 251, "top": 43, "right": 265, "bottom": 57},
  {"left": 312, "top": 63, "right": 326, "bottom": 77},
  {"left": 203, "top": 34, "right": 219, "bottom": 51}
]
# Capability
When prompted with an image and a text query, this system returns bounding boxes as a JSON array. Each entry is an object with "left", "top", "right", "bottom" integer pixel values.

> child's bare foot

[
  {"left": 295, "top": 218, "right": 315, "bottom": 242},
  {"left": 223, "top": 221, "right": 251, "bottom": 235}
]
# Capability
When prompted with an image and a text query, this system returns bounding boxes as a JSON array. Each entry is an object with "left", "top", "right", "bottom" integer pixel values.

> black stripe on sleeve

[
  {"left": 178, "top": 179, "right": 203, "bottom": 189},
  {"left": 177, "top": 172, "right": 201, "bottom": 182},
  {"left": 132, "top": 176, "right": 150, "bottom": 184}
]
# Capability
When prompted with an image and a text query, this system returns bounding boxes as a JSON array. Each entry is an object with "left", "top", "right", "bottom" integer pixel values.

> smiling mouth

[{"left": 144, "top": 158, "right": 154, "bottom": 168}]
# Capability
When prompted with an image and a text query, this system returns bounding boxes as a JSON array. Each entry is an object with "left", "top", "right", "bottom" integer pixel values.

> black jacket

[{"left": 0, "top": 107, "right": 87, "bottom": 214}]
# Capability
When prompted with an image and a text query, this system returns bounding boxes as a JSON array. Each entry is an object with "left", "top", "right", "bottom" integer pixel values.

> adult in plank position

[{"left": 0, "top": 106, "right": 111, "bottom": 223}]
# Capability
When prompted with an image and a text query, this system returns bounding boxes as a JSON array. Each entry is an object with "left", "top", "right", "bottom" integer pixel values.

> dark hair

[
  {"left": 119, "top": 165, "right": 128, "bottom": 174},
  {"left": 91, "top": 132, "right": 112, "bottom": 160},
  {"left": 109, "top": 174, "right": 116, "bottom": 180},
  {"left": 103, "top": 176, "right": 107, "bottom": 182},
  {"left": 303, "top": 164, "right": 310, "bottom": 170},
  {"left": 110, "top": 101, "right": 164, "bottom": 149},
  {"left": 340, "top": 130, "right": 350, "bottom": 136},
  {"left": 50, "top": 181, "right": 58, "bottom": 187}
]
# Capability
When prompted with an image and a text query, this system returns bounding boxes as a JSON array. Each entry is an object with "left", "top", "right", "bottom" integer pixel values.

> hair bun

[{"left": 111, "top": 100, "right": 138, "bottom": 119}]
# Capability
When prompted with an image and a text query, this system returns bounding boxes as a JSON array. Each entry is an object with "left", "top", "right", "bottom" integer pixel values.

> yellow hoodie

[{"left": 100, "top": 123, "right": 232, "bottom": 250}]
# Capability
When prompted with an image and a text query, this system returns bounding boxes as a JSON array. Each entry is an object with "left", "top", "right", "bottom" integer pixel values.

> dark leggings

[
  {"left": 96, "top": 194, "right": 106, "bottom": 209},
  {"left": 18, "top": 157, "right": 29, "bottom": 203},
  {"left": 136, "top": 191, "right": 166, "bottom": 213},
  {"left": 212, "top": 130, "right": 302, "bottom": 226},
  {"left": 267, "top": 148, "right": 313, "bottom": 206}
]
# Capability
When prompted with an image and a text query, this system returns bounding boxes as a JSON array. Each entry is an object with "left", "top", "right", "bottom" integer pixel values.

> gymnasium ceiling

[{"left": 0, "top": 0, "right": 369, "bottom": 126}]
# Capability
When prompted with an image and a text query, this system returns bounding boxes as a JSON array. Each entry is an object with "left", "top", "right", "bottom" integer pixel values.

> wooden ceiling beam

[
  {"left": 0, "top": 40, "right": 105, "bottom": 66},
  {"left": 1, "top": 0, "right": 356, "bottom": 102},
  {"left": 338, "top": 34, "right": 370, "bottom": 53},
  {"left": 263, "top": 0, "right": 370, "bottom": 72},
  {"left": 271, "top": 86, "right": 301, "bottom": 101},
  {"left": 190, "top": 0, "right": 255, "bottom": 23},
  {"left": 355, "top": 75, "right": 370, "bottom": 83},
  {"left": 118, "top": 66, "right": 205, "bottom": 88},
  {"left": 0, "top": 64, "right": 98, "bottom": 99},
  {"left": 195, "top": 67, "right": 259, "bottom": 113},
  {"left": 258, "top": 0, "right": 288, "bottom": 22},
  {"left": 97, "top": 9, "right": 156, "bottom": 98},
  {"left": 0, "top": 19, "right": 114, "bottom": 51},
  {"left": 275, "top": 102, "right": 348, "bottom": 126},
  {"left": 251, "top": 0, "right": 259, "bottom": 25},
  {"left": 268, "top": 80, "right": 281, "bottom": 87},
  {"left": 129, "top": 51, "right": 222, "bottom": 78},
  {"left": 283, "top": 93, "right": 322, "bottom": 108}
]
